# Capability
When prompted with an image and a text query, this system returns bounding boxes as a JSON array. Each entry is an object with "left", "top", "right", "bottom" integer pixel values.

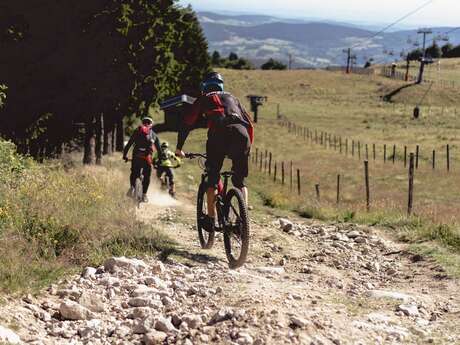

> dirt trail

[{"left": 0, "top": 184, "right": 459, "bottom": 345}]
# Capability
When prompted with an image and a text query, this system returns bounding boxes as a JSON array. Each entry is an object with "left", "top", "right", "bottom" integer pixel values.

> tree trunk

[
  {"left": 95, "top": 114, "right": 103, "bottom": 165},
  {"left": 83, "top": 117, "right": 95, "bottom": 165},
  {"left": 116, "top": 117, "right": 124, "bottom": 152},
  {"left": 103, "top": 115, "right": 113, "bottom": 155},
  {"left": 111, "top": 125, "right": 116, "bottom": 153}
]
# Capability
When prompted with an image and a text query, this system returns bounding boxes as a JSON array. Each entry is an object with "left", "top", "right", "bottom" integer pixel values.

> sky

[{"left": 178, "top": 0, "right": 460, "bottom": 28}]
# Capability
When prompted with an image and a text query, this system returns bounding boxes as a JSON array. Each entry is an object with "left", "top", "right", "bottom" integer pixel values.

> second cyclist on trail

[
  {"left": 175, "top": 72, "right": 254, "bottom": 232},
  {"left": 123, "top": 117, "right": 165, "bottom": 203},
  {"left": 153, "top": 142, "right": 182, "bottom": 198}
]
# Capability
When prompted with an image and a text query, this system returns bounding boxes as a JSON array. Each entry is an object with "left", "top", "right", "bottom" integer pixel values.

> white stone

[
  {"left": 182, "top": 314, "right": 203, "bottom": 329},
  {"left": 81, "top": 267, "right": 97, "bottom": 278},
  {"left": 290, "top": 316, "right": 309, "bottom": 328},
  {"left": 237, "top": 332, "right": 254, "bottom": 345},
  {"left": 255, "top": 266, "right": 285, "bottom": 275},
  {"left": 104, "top": 256, "right": 147, "bottom": 273},
  {"left": 60, "top": 301, "right": 94, "bottom": 320},
  {"left": 279, "top": 218, "right": 294, "bottom": 232},
  {"left": 78, "top": 292, "right": 105, "bottom": 313},
  {"left": 397, "top": 304, "right": 419, "bottom": 317},
  {"left": 0, "top": 325, "right": 21, "bottom": 344},
  {"left": 154, "top": 316, "right": 178, "bottom": 334},
  {"left": 368, "top": 290, "right": 414, "bottom": 303},
  {"left": 143, "top": 330, "right": 168, "bottom": 344},
  {"left": 128, "top": 297, "right": 151, "bottom": 307},
  {"left": 131, "top": 286, "right": 159, "bottom": 297}
]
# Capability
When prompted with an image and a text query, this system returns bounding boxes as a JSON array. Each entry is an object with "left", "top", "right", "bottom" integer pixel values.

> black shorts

[{"left": 206, "top": 124, "right": 251, "bottom": 189}]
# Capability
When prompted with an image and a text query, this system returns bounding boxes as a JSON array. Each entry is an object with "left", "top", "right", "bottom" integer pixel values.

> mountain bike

[
  {"left": 186, "top": 153, "right": 249, "bottom": 269},
  {"left": 126, "top": 159, "right": 145, "bottom": 208}
]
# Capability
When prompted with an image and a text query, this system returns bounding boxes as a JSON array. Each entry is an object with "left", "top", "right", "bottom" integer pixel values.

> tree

[
  {"left": 425, "top": 42, "right": 442, "bottom": 59},
  {"left": 0, "top": 1, "right": 211, "bottom": 162},
  {"left": 261, "top": 58, "right": 287, "bottom": 70},
  {"left": 444, "top": 44, "right": 460, "bottom": 58},
  {"left": 228, "top": 52, "right": 239, "bottom": 61},
  {"left": 407, "top": 48, "right": 423, "bottom": 61},
  {"left": 441, "top": 43, "right": 454, "bottom": 57},
  {"left": 211, "top": 51, "right": 222, "bottom": 67}
]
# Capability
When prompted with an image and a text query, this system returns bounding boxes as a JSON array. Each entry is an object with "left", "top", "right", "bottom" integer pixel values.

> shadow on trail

[
  {"left": 382, "top": 82, "right": 417, "bottom": 102},
  {"left": 158, "top": 246, "right": 220, "bottom": 265}
]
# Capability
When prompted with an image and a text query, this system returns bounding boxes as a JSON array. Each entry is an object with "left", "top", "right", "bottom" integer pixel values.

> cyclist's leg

[
  {"left": 206, "top": 136, "right": 226, "bottom": 219},
  {"left": 142, "top": 160, "right": 152, "bottom": 194},
  {"left": 130, "top": 158, "right": 141, "bottom": 188},
  {"left": 166, "top": 168, "right": 175, "bottom": 196},
  {"left": 228, "top": 125, "right": 251, "bottom": 205}
]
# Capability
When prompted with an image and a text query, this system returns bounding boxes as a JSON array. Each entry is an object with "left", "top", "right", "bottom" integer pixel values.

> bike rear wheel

[
  {"left": 197, "top": 183, "right": 215, "bottom": 249},
  {"left": 134, "top": 177, "right": 143, "bottom": 208},
  {"left": 223, "top": 188, "right": 249, "bottom": 269}
]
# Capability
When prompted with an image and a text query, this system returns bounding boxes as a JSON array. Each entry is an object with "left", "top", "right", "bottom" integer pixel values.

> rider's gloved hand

[{"left": 175, "top": 149, "right": 185, "bottom": 158}]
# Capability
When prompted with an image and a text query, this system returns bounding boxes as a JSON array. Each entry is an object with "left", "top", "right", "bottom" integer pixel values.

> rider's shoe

[
  {"left": 201, "top": 215, "right": 215, "bottom": 232},
  {"left": 126, "top": 187, "right": 135, "bottom": 198},
  {"left": 142, "top": 194, "right": 149, "bottom": 203}
]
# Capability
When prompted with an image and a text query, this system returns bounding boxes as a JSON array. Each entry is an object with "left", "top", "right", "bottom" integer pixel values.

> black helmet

[{"left": 201, "top": 72, "right": 224, "bottom": 93}]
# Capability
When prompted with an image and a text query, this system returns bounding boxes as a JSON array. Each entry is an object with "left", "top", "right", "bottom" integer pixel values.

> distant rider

[
  {"left": 123, "top": 117, "right": 164, "bottom": 202},
  {"left": 153, "top": 142, "right": 182, "bottom": 198},
  {"left": 175, "top": 72, "right": 254, "bottom": 231}
]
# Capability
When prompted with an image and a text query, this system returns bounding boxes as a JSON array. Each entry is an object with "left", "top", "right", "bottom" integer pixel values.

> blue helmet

[{"left": 201, "top": 72, "right": 224, "bottom": 93}]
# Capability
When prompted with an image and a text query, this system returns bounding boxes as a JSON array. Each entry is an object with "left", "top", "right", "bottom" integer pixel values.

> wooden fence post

[
  {"left": 447, "top": 144, "right": 450, "bottom": 171},
  {"left": 274, "top": 162, "right": 277, "bottom": 182},
  {"left": 297, "top": 169, "right": 301, "bottom": 196},
  {"left": 352, "top": 140, "right": 355, "bottom": 156},
  {"left": 346, "top": 139, "right": 349, "bottom": 155},
  {"left": 373, "top": 143, "right": 376, "bottom": 161},
  {"left": 290, "top": 161, "right": 293, "bottom": 191},
  {"left": 259, "top": 151, "right": 263, "bottom": 171},
  {"left": 408, "top": 153, "right": 415, "bottom": 216},
  {"left": 392, "top": 144, "right": 396, "bottom": 164},
  {"left": 339, "top": 137, "right": 343, "bottom": 154},
  {"left": 364, "top": 160, "right": 370, "bottom": 212},
  {"left": 432, "top": 150, "right": 435, "bottom": 170},
  {"left": 415, "top": 145, "right": 419, "bottom": 169},
  {"left": 281, "top": 162, "right": 285, "bottom": 185},
  {"left": 404, "top": 146, "right": 407, "bottom": 167},
  {"left": 365, "top": 144, "right": 369, "bottom": 160},
  {"left": 315, "top": 184, "right": 320, "bottom": 201},
  {"left": 269, "top": 152, "right": 272, "bottom": 176},
  {"left": 336, "top": 174, "right": 341, "bottom": 205},
  {"left": 358, "top": 141, "right": 361, "bottom": 159},
  {"left": 255, "top": 148, "right": 258, "bottom": 165},
  {"left": 383, "top": 144, "right": 387, "bottom": 163}
]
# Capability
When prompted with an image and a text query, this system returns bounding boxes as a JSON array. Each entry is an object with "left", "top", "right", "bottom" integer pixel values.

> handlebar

[{"left": 185, "top": 153, "right": 207, "bottom": 159}]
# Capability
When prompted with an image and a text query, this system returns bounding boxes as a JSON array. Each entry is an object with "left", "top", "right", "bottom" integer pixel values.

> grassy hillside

[
  {"left": 155, "top": 68, "right": 460, "bottom": 259},
  {"left": 397, "top": 58, "right": 460, "bottom": 84}
]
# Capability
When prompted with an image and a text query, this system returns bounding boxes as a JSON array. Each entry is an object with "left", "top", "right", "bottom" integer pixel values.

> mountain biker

[
  {"left": 175, "top": 72, "right": 254, "bottom": 231},
  {"left": 153, "top": 142, "right": 182, "bottom": 198},
  {"left": 123, "top": 117, "right": 164, "bottom": 203}
]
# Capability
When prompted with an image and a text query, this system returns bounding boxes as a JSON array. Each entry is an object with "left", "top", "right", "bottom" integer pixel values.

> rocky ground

[{"left": 1, "top": 188, "right": 459, "bottom": 345}]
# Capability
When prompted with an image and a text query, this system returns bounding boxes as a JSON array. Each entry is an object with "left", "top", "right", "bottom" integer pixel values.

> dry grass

[
  {"left": 0, "top": 141, "right": 176, "bottom": 294},
  {"left": 155, "top": 68, "right": 460, "bottom": 255}
]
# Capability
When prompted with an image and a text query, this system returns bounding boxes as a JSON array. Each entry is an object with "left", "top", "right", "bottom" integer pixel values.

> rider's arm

[
  {"left": 151, "top": 132, "right": 164, "bottom": 158},
  {"left": 176, "top": 97, "right": 203, "bottom": 150},
  {"left": 123, "top": 132, "right": 136, "bottom": 159}
]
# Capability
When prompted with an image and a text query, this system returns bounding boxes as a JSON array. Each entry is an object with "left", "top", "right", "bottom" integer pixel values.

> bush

[{"left": 261, "top": 58, "right": 287, "bottom": 70}]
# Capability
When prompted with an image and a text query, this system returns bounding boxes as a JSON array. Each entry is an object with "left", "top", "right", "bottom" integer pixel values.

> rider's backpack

[{"left": 136, "top": 125, "right": 154, "bottom": 152}]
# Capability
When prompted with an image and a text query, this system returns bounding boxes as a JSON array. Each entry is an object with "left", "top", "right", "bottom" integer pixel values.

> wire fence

[{"left": 277, "top": 118, "right": 453, "bottom": 172}]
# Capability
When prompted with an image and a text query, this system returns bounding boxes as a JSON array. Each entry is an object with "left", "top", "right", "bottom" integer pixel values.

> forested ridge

[{"left": 0, "top": 1, "right": 210, "bottom": 163}]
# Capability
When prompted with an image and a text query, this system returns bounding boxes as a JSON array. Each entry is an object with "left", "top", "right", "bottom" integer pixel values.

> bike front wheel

[
  {"left": 134, "top": 177, "right": 143, "bottom": 208},
  {"left": 197, "top": 183, "right": 215, "bottom": 249},
  {"left": 223, "top": 188, "right": 249, "bottom": 269}
]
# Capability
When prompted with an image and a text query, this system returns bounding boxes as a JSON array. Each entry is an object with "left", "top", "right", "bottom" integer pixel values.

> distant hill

[{"left": 198, "top": 12, "right": 460, "bottom": 68}]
